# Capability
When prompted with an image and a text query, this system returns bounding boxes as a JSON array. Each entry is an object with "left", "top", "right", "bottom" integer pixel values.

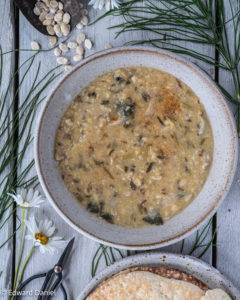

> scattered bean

[
  {"left": 31, "top": 41, "right": 41, "bottom": 51},
  {"left": 84, "top": 39, "right": 93, "bottom": 50},
  {"left": 56, "top": 56, "right": 68, "bottom": 65}
]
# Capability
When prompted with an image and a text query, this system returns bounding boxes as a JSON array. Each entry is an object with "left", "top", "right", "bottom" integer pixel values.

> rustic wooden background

[{"left": 0, "top": 0, "right": 239, "bottom": 299}]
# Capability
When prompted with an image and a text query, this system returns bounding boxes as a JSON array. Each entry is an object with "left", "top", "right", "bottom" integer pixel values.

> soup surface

[{"left": 55, "top": 67, "right": 213, "bottom": 227}]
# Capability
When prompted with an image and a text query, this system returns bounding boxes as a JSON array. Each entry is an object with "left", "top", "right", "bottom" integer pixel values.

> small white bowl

[
  {"left": 35, "top": 47, "right": 238, "bottom": 250},
  {"left": 78, "top": 253, "right": 240, "bottom": 299}
]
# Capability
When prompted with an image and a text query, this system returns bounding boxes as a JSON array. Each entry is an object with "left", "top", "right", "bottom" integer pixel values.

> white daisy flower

[
  {"left": 89, "top": 0, "right": 120, "bottom": 11},
  {"left": 25, "top": 215, "right": 65, "bottom": 254},
  {"left": 8, "top": 188, "right": 45, "bottom": 208}
]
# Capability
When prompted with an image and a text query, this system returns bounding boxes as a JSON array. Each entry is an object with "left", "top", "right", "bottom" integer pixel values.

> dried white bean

[
  {"left": 33, "top": 7, "right": 41, "bottom": 16},
  {"left": 58, "top": 2, "right": 63, "bottom": 10},
  {"left": 81, "top": 16, "right": 89, "bottom": 26},
  {"left": 60, "top": 23, "right": 70, "bottom": 36},
  {"left": 54, "top": 11, "right": 63, "bottom": 22},
  {"left": 43, "top": 19, "right": 52, "bottom": 26},
  {"left": 34, "top": 1, "right": 75, "bottom": 42},
  {"left": 63, "top": 13, "right": 70, "bottom": 24},
  {"left": 53, "top": 24, "right": 61, "bottom": 34},
  {"left": 59, "top": 43, "right": 68, "bottom": 52},
  {"left": 76, "top": 22, "right": 83, "bottom": 30},
  {"left": 76, "top": 45, "right": 84, "bottom": 55},
  {"left": 39, "top": 11, "right": 47, "bottom": 22},
  {"left": 84, "top": 38, "right": 92, "bottom": 49},
  {"left": 73, "top": 54, "right": 83, "bottom": 62},
  {"left": 53, "top": 47, "right": 61, "bottom": 56},
  {"left": 35, "top": 2, "right": 42, "bottom": 8},
  {"left": 42, "top": 0, "right": 50, "bottom": 6},
  {"left": 57, "top": 56, "right": 68, "bottom": 65},
  {"left": 47, "top": 25, "right": 55, "bottom": 35},
  {"left": 49, "top": 7, "right": 57, "bottom": 14},
  {"left": 49, "top": 36, "right": 57, "bottom": 47},
  {"left": 76, "top": 32, "right": 85, "bottom": 44},
  {"left": 64, "top": 65, "right": 73, "bottom": 72},
  {"left": 38, "top": 2, "right": 48, "bottom": 11},
  {"left": 105, "top": 43, "right": 113, "bottom": 49},
  {"left": 56, "top": 31, "right": 63, "bottom": 37},
  {"left": 45, "top": 12, "right": 54, "bottom": 20},
  {"left": 50, "top": 0, "right": 58, "bottom": 9},
  {"left": 31, "top": 41, "right": 41, "bottom": 51},
  {"left": 67, "top": 41, "right": 77, "bottom": 49}
]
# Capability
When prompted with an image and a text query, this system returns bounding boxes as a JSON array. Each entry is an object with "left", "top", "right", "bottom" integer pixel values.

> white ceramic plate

[
  {"left": 35, "top": 47, "right": 238, "bottom": 250},
  {"left": 78, "top": 253, "right": 240, "bottom": 300}
]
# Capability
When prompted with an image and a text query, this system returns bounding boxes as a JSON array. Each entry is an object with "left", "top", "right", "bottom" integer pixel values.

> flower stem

[
  {"left": 13, "top": 207, "right": 27, "bottom": 291},
  {"left": 15, "top": 246, "right": 35, "bottom": 291},
  {"left": 9, "top": 246, "right": 35, "bottom": 300}
]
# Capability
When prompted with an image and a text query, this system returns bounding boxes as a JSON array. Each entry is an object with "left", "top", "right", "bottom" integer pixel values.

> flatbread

[{"left": 86, "top": 267, "right": 232, "bottom": 300}]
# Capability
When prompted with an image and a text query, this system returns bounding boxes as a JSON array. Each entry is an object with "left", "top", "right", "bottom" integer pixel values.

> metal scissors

[{"left": 15, "top": 237, "right": 75, "bottom": 300}]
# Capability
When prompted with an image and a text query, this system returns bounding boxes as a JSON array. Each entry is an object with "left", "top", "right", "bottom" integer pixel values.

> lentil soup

[{"left": 54, "top": 67, "right": 213, "bottom": 228}]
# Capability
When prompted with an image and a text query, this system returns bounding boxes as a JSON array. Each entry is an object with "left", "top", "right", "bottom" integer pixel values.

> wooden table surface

[{"left": 0, "top": 0, "right": 240, "bottom": 299}]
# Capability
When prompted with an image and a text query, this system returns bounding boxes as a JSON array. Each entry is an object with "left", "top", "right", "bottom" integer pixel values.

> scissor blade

[{"left": 57, "top": 237, "right": 75, "bottom": 269}]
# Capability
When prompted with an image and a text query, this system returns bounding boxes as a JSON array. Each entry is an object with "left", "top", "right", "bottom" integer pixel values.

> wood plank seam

[
  {"left": 11, "top": 2, "right": 20, "bottom": 293},
  {"left": 212, "top": 1, "right": 220, "bottom": 269}
]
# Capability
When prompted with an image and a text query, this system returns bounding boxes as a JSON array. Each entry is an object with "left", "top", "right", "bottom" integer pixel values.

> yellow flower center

[{"left": 35, "top": 232, "right": 49, "bottom": 245}]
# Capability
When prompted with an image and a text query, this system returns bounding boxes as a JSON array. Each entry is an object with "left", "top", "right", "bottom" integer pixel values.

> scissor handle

[
  {"left": 37, "top": 268, "right": 62, "bottom": 300},
  {"left": 60, "top": 283, "right": 67, "bottom": 300},
  {"left": 15, "top": 270, "right": 67, "bottom": 300},
  {"left": 44, "top": 282, "right": 67, "bottom": 300},
  {"left": 14, "top": 272, "right": 47, "bottom": 299}
]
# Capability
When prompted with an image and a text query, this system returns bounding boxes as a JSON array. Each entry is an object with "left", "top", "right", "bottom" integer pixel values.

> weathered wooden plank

[
  {"left": 0, "top": 1, "right": 15, "bottom": 298},
  {"left": 216, "top": 0, "right": 240, "bottom": 289},
  {"left": 16, "top": 6, "right": 136, "bottom": 299}
]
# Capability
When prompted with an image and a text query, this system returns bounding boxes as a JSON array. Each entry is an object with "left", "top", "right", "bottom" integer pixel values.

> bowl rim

[
  {"left": 77, "top": 252, "right": 240, "bottom": 299},
  {"left": 35, "top": 46, "right": 238, "bottom": 250}
]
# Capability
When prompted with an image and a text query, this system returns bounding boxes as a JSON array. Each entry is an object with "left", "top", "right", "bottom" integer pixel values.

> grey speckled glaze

[
  {"left": 78, "top": 253, "right": 240, "bottom": 300},
  {"left": 35, "top": 47, "right": 238, "bottom": 250}
]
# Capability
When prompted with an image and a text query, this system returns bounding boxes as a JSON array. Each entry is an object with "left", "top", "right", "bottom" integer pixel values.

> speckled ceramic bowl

[
  {"left": 35, "top": 47, "right": 238, "bottom": 250},
  {"left": 78, "top": 253, "right": 240, "bottom": 299}
]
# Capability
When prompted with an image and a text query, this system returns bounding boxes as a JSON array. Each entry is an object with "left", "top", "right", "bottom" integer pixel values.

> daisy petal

[
  {"left": 25, "top": 216, "right": 39, "bottom": 235},
  {"left": 51, "top": 236, "right": 63, "bottom": 241},
  {"left": 26, "top": 188, "right": 34, "bottom": 202},
  {"left": 25, "top": 215, "right": 65, "bottom": 254},
  {"left": 8, "top": 188, "right": 45, "bottom": 209},
  {"left": 8, "top": 193, "right": 23, "bottom": 206},
  {"left": 39, "top": 245, "right": 46, "bottom": 254}
]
